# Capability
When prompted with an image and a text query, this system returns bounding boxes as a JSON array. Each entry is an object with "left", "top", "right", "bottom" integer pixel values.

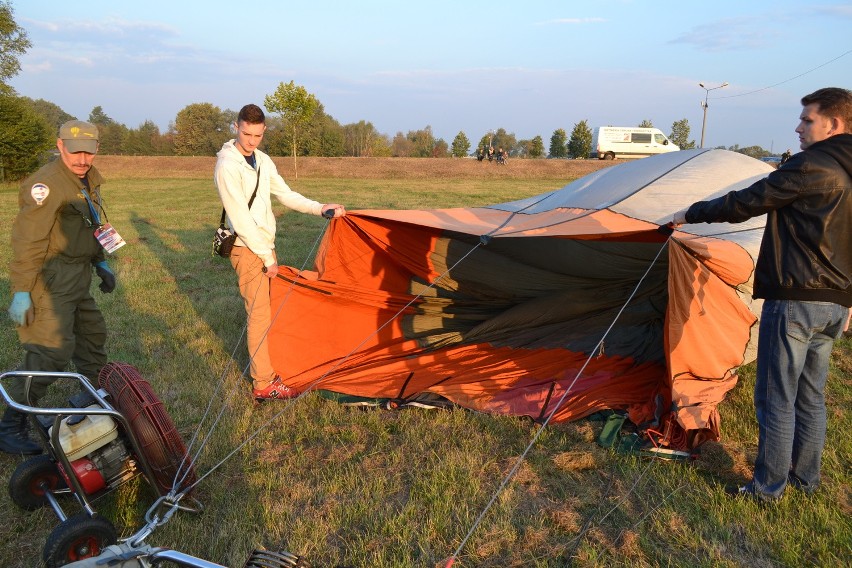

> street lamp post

[{"left": 699, "top": 81, "right": 729, "bottom": 148}]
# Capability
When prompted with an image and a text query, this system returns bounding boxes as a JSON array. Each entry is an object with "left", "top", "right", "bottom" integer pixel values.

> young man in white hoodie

[{"left": 214, "top": 104, "right": 345, "bottom": 400}]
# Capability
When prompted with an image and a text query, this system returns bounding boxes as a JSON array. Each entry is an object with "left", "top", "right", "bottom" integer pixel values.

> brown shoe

[{"left": 253, "top": 376, "right": 299, "bottom": 401}]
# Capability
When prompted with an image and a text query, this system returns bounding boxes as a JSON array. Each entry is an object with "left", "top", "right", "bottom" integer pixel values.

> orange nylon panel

[
  {"left": 268, "top": 268, "right": 417, "bottom": 382},
  {"left": 665, "top": 240, "right": 757, "bottom": 430},
  {"left": 673, "top": 232, "right": 756, "bottom": 288},
  {"left": 268, "top": 275, "right": 665, "bottom": 425},
  {"left": 268, "top": 212, "right": 669, "bottom": 425},
  {"left": 269, "top": 211, "right": 756, "bottom": 435},
  {"left": 315, "top": 215, "right": 444, "bottom": 288}
]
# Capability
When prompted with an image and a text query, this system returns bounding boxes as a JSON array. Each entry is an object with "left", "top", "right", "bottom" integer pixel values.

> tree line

[{"left": 0, "top": 2, "right": 774, "bottom": 182}]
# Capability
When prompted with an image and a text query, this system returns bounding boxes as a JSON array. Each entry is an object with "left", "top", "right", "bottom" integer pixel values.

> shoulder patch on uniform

[{"left": 31, "top": 183, "right": 49, "bottom": 205}]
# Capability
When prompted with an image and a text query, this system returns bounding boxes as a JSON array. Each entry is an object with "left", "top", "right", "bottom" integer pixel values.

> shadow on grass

[
  {"left": 129, "top": 212, "right": 248, "bottom": 375},
  {"left": 123, "top": 208, "right": 364, "bottom": 564},
  {"left": 692, "top": 440, "right": 753, "bottom": 486}
]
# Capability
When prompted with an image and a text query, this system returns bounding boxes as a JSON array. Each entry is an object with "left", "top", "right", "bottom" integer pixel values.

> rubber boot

[{"left": 0, "top": 407, "right": 43, "bottom": 455}]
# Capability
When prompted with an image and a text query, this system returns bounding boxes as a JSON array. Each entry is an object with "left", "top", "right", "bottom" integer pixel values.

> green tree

[
  {"left": 299, "top": 106, "right": 336, "bottom": 156},
  {"left": 344, "top": 121, "right": 392, "bottom": 157},
  {"left": 638, "top": 119, "right": 654, "bottom": 128},
  {"left": 23, "top": 98, "right": 75, "bottom": 132},
  {"left": 729, "top": 145, "right": 771, "bottom": 159},
  {"left": 549, "top": 128, "right": 568, "bottom": 158},
  {"left": 124, "top": 120, "right": 171, "bottom": 155},
  {"left": 0, "top": 1, "right": 30, "bottom": 95},
  {"left": 173, "top": 102, "right": 230, "bottom": 156},
  {"left": 476, "top": 134, "right": 491, "bottom": 155},
  {"left": 0, "top": 95, "right": 52, "bottom": 181},
  {"left": 491, "top": 128, "right": 516, "bottom": 157},
  {"left": 669, "top": 118, "right": 696, "bottom": 149},
  {"left": 407, "top": 126, "right": 435, "bottom": 157},
  {"left": 264, "top": 80, "right": 319, "bottom": 178},
  {"left": 451, "top": 131, "right": 470, "bottom": 157},
  {"left": 99, "top": 123, "right": 128, "bottom": 155},
  {"left": 567, "top": 120, "right": 593, "bottom": 159},
  {"left": 88, "top": 106, "right": 114, "bottom": 126},
  {"left": 160, "top": 125, "right": 176, "bottom": 155},
  {"left": 88, "top": 106, "right": 128, "bottom": 154},
  {"left": 151, "top": 122, "right": 175, "bottom": 155},
  {"left": 513, "top": 139, "right": 531, "bottom": 158},
  {"left": 344, "top": 120, "right": 383, "bottom": 157},
  {"left": 259, "top": 115, "right": 287, "bottom": 156},
  {"left": 529, "top": 135, "right": 545, "bottom": 158},
  {"left": 314, "top": 113, "right": 346, "bottom": 157},
  {"left": 512, "top": 136, "right": 544, "bottom": 159},
  {"left": 264, "top": 106, "right": 341, "bottom": 157},
  {"left": 371, "top": 133, "right": 392, "bottom": 157}
]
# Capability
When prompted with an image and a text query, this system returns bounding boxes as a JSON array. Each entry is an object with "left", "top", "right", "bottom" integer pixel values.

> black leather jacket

[{"left": 686, "top": 133, "right": 852, "bottom": 307}]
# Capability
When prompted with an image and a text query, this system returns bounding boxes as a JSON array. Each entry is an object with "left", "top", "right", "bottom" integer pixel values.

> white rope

[
  {"left": 176, "top": 237, "right": 487, "bottom": 497},
  {"left": 168, "top": 217, "right": 331, "bottom": 499},
  {"left": 445, "top": 234, "right": 672, "bottom": 566}
]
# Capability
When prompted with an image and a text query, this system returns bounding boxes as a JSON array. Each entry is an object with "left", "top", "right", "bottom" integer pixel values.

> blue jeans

[{"left": 748, "top": 299, "right": 847, "bottom": 499}]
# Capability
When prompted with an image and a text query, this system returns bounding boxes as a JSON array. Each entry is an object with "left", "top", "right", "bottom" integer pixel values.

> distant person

[
  {"left": 496, "top": 147, "right": 507, "bottom": 164},
  {"left": 476, "top": 147, "right": 484, "bottom": 162},
  {"left": 214, "top": 104, "right": 346, "bottom": 401},
  {"left": 3, "top": 120, "right": 120, "bottom": 455},
  {"left": 671, "top": 87, "right": 851, "bottom": 501},
  {"left": 781, "top": 148, "right": 792, "bottom": 164}
]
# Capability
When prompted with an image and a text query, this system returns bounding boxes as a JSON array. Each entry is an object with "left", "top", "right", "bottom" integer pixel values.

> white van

[{"left": 589, "top": 127, "right": 679, "bottom": 160}]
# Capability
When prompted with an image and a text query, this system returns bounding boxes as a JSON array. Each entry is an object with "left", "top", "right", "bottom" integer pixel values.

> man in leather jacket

[{"left": 671, "top": 87, "right": 851, "bottom": 501}]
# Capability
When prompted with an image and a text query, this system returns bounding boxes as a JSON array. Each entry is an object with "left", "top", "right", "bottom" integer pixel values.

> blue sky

[{"left": 9, "top": 1, "right": 852, "bottom": 152}]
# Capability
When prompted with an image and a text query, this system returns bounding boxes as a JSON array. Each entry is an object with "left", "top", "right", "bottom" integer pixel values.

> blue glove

[
  {"left": 95, "top": 261, "right": 116, "bottom": 293},
  {"left": 8, "top": 292, "right": 34, "bottom": 326}
]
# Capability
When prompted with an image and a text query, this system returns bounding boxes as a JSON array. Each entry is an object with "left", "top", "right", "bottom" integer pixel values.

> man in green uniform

[{"left": 2, "top": 120, "right": 118, "bottom": 455}]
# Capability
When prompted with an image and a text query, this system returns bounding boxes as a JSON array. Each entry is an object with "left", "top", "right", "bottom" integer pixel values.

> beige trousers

[{"left": 229, "top": 246, "right": 275, "bottom": 388}]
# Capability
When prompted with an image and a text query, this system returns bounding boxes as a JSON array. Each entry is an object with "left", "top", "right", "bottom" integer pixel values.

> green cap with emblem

[{"left": 59, "top": 120, "right": 99, "bottom": 153}]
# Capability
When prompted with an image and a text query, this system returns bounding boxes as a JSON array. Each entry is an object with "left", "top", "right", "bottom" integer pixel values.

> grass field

[{"left": 0, "top": 156, "right": 849, "bottom": 567}]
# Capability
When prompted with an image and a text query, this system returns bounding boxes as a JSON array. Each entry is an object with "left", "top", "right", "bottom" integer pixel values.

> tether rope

[
  {"left": 160, "top": 210, "right": 677, "bottom": 568},
  {"left": 568, "top": 472, "right": 687, "bottom": 560},
  {"left": 444, "top": 233, "right": 672, "bottom": 567},
  {"left": 172, "top": 194, "right": 550, "bottom": 501},
  {"left": 172, "top": 290, "right": 253, "bottom": 489},
  {"left": 170, "top": 215, "right": 333, "bottom": 495},
  {"left": 167, "top": 207, "right": 518, "bottom": 500},
  {"left": 613, "top": 481, "right": 687, "bottom": 547},
  {"left": 565, "top": 457, "right": 656, "bottom": 559},
  {"left": 715, "top": 49, "right": 851, "bottom": 100},
  {"left": 172, "top": 236, "right": 486, "bottom": 498}
]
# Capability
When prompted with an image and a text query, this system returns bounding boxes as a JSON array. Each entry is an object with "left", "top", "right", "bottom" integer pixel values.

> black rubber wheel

[
  {"left": 603, "top": 152, "right": 615, "bottom": 160},
  {"left": 8, "top": 454, "right": 64, "bottom": 510},
  {"left": 42, "top": 513, "right": 117, "bottom": 567}
]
